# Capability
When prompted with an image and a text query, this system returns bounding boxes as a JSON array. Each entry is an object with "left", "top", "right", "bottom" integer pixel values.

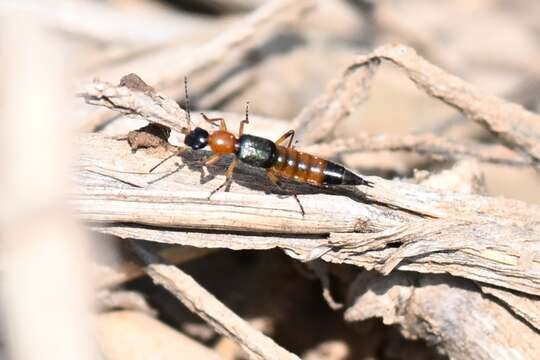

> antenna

[
  {"left": 245, "top": 101, "right": 250, "bottom": 124},
  {"left": 149, "top": 148, "right": 185, "bottom": 173},
  {"left": 184, "top": 76, "right": 192, "bottom": 131}
]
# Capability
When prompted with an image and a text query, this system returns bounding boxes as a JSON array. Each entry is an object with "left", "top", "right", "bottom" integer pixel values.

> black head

[{"left": 184, "top": 127, "right": 209, "bottom": 150}]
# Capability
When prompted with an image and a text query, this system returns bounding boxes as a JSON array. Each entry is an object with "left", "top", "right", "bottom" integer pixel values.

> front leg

[
  {"left": 201, "top": 113, "right": 227, "bottom": 131},
  {"left": 204, "top": 154, "right": 222, "bottom": 166}
]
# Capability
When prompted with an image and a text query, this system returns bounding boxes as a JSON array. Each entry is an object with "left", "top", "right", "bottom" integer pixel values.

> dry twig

[
  {"left": 79, "top": 41, "right": 540, "bottom": 357},
  {"left": 81, "top": 78, "right": 532, "bottom": 168},
  {"left": 296, "top": 44, "right": 540, "bottom": 166},
  {"left": 78, "top": 0, "right": 315, "bottom": 131},
  {"left": 345, "top": 272, "right": 540, "bottom": 359},
  {"left": 81, "top": 76, "right": 188, "bottom": 134},
  {"left": 360, "top": 45, "right": 540, "bottom": 166},
  {"left": 304, "top": 133, "right": 531, "bottom": 167},
  {"left": 129, "top": 242, "right": 300, "bottom": 360}
]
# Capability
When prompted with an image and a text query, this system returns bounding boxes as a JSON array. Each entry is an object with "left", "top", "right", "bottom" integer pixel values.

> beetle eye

[{"left": 184, "top": 127, "right": 209, "bottom": 149}]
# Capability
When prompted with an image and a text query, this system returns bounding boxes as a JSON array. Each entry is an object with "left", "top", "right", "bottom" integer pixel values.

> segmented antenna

[
  {"left": 184, "top": 76, "right": 192, "bottom": 131},
  {"left": 245, "top": 101, "right": 250, "bottom": 123}
]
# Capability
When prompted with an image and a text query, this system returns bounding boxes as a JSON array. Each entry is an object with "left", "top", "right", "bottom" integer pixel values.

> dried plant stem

[
  {"left": 78, "top": 0, "right": 315, "bottom": 131},
  {"left": 360, "top": 45, "right": 540, "bottom": 166},
  {"left": 81, "top": 79, "right": 532, "bottom": 168},
  {"left": 295, "top": 44, "right": 540, "bottom": 167},
  {"left": 304, "top": 133, "right": 531, "bottom": 166},
  {"left": 146, "top": 265, "right": 300, "bottom": 360}
]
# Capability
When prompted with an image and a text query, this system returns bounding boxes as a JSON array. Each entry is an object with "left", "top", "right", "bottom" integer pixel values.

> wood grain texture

[
  {"left": 77, "top": 134, "right": 540, "bottom": 330},
  {"left": 344, "top": 272, "right": 540, "bottom": 360}
]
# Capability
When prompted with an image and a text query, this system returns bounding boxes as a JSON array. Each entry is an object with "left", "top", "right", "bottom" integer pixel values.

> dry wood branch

[
  {"left": 81, "top": 78, "right": 533, "bottom": 171},
  {"left": 291, "top": 53, "right": 378, "bottom": 145},
  {"left": 131, "top": 243, "right": 300, "bottom": 360},
  {"left": 304, "top": 133, "right": 531, "bottom": 167},
  {"left": 480, "top": 284, "right": 540, "bottom": 331},
  {"left": 77, "top": 135, "right": 540, "bottom": 303},
  {"left": 81, "top": 78, "right": 188, "bottom": 134},
  {"left": 152, "top": 0, "right": 315, "bottom": 92},
  {"left": 292, "top": 43, "right": 540, "bottom": 171},
  {"left": 79, "top": 0, "right": 315, "bottom": 131},
  {"left": 344, "top": 272, "right": 540, "bottom": 360},
  {"left": 79, "top": 78, "right": 289, "bottom": 142},
  {"left": 93, "top": 246, "right": 212, "bottom": 289},
  {"left": 347, "top": 44, "right": 540, "bottom": 167}
]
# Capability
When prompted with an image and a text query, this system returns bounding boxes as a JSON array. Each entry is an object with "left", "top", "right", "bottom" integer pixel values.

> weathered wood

[
  {"left": 293, "top": 44, "right": 540, "bottom": 172},
  {"left": 77, "top": 134, "right": 540, "bottom": 320},
  {"left": 344, "top": 272, "right": 540, "bottom": 360},
  {"left": 144, "top": 262, "right": 300, "bottom": 360},
  {"left": 78, "top": 41, "right": 540, "bottom": 358}
]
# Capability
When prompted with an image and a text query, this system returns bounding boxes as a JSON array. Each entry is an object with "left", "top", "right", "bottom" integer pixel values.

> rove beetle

[{"left": 151, "top": 79, "right": 373, "bottom": 216}]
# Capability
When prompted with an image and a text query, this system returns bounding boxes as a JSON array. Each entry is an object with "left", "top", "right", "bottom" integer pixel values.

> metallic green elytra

[{"left": 236, "top": 134, "right": 277, "bottom": 168}]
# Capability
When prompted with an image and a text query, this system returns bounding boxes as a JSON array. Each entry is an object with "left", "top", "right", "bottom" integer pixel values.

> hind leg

[
  {"left": 267, "top": 170, "right": 305, "bottom": 217},
  {"left": 275, "top": 130, "right": 295, "bottom": 148}
]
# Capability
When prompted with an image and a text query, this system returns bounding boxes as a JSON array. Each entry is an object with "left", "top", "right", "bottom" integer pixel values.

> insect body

[
  {"left": 180, "top": 113, "right": 372, "bottom": 207},
  {"left": 150, "top": 78, "right": 372, "bottom": 216}
]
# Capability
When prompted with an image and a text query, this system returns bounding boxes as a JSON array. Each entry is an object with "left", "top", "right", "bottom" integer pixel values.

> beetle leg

[
  {"left": 266, "top": 169, "right": 305, "bottom": 217},
  {"left": 201, "top": 113, "right": 227, "bottom": 131},
  {"left": 275, "top": 130, "right": 295, "bottom": 148},
  {"left": 208, "top": 157, "right": 239, "bottom": 199},
  {"left": 204, "top": 154, "right": 221, "bottom": 166}
]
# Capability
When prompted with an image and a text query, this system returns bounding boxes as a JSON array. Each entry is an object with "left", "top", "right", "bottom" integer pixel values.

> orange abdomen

[{"left": 270, "top": 145, "right": 327, "bottom": 185}]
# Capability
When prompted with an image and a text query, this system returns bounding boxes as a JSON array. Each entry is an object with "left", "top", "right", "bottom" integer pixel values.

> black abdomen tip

[
  {"left": 342, "top": 170, "right": 373, "bottom": 187},
  {"left": 323, "top": 161, "right": 372, "bottom": 187}
]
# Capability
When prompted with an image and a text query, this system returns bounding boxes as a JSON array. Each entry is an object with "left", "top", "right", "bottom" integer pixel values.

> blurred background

[{"left": 1, "top": 0, "right": 539, "bottom": 359}]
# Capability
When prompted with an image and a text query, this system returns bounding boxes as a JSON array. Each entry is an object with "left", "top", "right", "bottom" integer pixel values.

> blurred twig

[
  {"left": 304, "top": 133, "right": 531, "bottom": 167},
  {"left": 130, "top": 241, "right": 300, "bottom": 360},
  {"left": 349, "top": 44, "right": 540, "bottom": 168},
  {"left": 291, "top": 52, "right": 378, "bottom": 144},
  {"left": 416, "top": 78, "right": 540, "bottom": 136},
  {"left": 78, "top": 0, "right": 315, "bottom": 132},
  {"left": 292, "top": 44, "right": 540, "bottom": 172},
  {"left": 0, "top": 15, "right": 97, "bottom": 360},
  {"left": 81, "top": 78, "right": 533, "bottom": 169}
]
